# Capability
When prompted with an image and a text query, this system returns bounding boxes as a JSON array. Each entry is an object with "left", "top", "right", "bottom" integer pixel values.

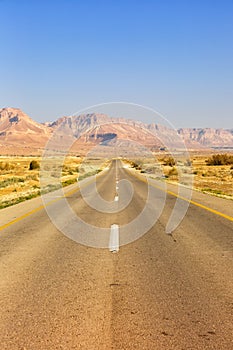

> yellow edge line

[
  {"left": 0, "top": 205, "right": 45, "bottom": 231},
  {"left": 127, "top": 169, "right": 233, "bottom": 223}
]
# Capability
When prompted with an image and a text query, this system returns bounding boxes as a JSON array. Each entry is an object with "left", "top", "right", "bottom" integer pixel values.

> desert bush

[
  {"left": 168, "top": 167, "right": 178, "bottom": 176},
  {"left": 29, "top": 160, "right": 40, "bottom": 170},
  {"left": 206, "top": 154, "right": 233, "bottom": 166},
  {"left": 0, "top": 162, "right": 14, "bottom": 171},
  {"left": 131, "top": 161, "right": 142, "bottom": 170},
  {"left": 32, "top": 185, "right": 40, "bottom": 189},
  {"left": 163, "top": 157, "right": 176, "bottom": 167}
]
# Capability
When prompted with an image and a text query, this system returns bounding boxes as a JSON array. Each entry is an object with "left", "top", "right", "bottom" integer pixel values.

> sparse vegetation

[
  {"left": 131, "top": 160, "right": 143, "bottom": 170},
  {"left": 0, "top": 162, "right": 14, "bottom": 171},
  {"left": 0, "top": 156, "right": 105, "bottom": 209},
  {"left": 1, "top": 152, "right": 232, "bottom": 209},
  {"left": 163, "top": 156, "right": 175, "bottom": 167},
  {"left": 201, "top": 188, "right": 224, "bottom": 195},
  {"left": 130, "top": 151, "right": 233, "bottom": 198},
  {"left": 78, "top": 169, "right": 102, "bottom": 182},
  {"left": 0, "top": 177, "right": 24, "bottom": 188},
  {"left": 206, "top": 153, "right": 233, "bottom": 166}
]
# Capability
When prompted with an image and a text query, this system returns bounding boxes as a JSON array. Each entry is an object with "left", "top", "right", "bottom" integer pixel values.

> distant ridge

[
  {"left": 0, "top": 107, "right": 232, "bottom": 155},
  {"left": 178, "top": 127, "right": 233, "bottom": 148}
]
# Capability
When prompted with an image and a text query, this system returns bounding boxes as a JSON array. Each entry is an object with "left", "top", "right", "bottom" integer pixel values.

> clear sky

[{"left": 0, "top": 0, "right": 233, "bottom": 128}]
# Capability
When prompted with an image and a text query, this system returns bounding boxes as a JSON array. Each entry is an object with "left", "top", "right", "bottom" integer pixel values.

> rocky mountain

[
  {"left": 0, "top": 108, "right": 51, "bottom": 153},
  {"left": 50, "top": 114, "right": 161, "bottom": 147},
  {"left": 177, "top": 128, "right": 233, "bottom": 148},
  {"left": 0, "top": 108, "right": 232, "bottom": 155},
  {"left": 50, "top": 114, "right": 233, "bottom": 150}
]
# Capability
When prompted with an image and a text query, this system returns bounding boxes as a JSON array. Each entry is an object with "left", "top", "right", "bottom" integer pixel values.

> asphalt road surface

[{"left": 0, "top": 160, "right": 233, "bottom": 349}]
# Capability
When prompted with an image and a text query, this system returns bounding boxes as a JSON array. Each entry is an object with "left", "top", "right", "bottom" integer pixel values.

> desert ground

[
  {"left": 0, "top": 156, "right": 107, "bottom": 209},
  {"left": 127, "top": 150, "right": 233, "bottom": 198},
  {"left": 0, "top": 151, "right": 232, "bottom": 209}
]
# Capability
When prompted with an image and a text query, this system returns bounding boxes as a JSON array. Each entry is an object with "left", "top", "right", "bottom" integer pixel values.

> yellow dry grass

[
  {"left": 191, "top": 153, "right": 233, "bottom": 197},
  {"left": 1, "top": 152, "right": 232, "bottom": 209},
  {"left": 0, "top": 155, "right": 110, "bottom": 208},
  {"left": 0, "top": 156, "right": 80, "bottom": 208},
  {"left": 129, "top": 151, "right": 233, "bottom": 198}
]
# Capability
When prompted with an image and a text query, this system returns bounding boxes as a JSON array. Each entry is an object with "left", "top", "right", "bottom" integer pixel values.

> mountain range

[{"left": 0, "top": 107, "right": 232, "bottom": 155}]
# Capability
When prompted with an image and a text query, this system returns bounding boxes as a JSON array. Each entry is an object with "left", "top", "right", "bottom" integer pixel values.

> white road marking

[{"left": 109, "top": 224, "right": 119, "bottom": 252}]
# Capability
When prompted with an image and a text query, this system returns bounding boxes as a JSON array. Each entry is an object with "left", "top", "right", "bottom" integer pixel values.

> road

[{"left": 0, "top": 159, "right": 233, "bottom": 349}]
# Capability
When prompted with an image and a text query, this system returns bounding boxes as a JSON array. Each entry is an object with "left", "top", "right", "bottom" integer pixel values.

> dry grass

[
  {"left": 1, "top": 152, "right": 232, "bottom": 209},
  {"left": 128, "top": 151, "right": 233, "bottom": 198},
  {"left": 191, "top": 153, "right": 233, "bottom": 197},
  {"left": 0, "top": 156, "right": 106, "bottom": 209},
  {"left": 0, "top": 156, "right": 40, "bottom": 208}
]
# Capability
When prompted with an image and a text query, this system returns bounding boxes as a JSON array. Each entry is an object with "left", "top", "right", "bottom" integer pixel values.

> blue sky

[{"left": 0, "top": 0, "right": 233, "bottom": 128}]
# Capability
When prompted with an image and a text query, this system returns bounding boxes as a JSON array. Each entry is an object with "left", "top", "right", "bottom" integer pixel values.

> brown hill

[
  {"left": 0, "top": 107, "right": 232, "bottom": 155},
  {"left": 0, "top": 108, "right": 51, "bottom": 154},
  {"left": 50, "top": 114, "right": 233, "bottom": 150},
  {"left": 50, "top": 114, "right": 161, "bottom": 148}
]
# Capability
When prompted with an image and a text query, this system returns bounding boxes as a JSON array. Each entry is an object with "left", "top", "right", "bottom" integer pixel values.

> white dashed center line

[{"left": 109, "top": 224, "right": 119, "bottom": 253}]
